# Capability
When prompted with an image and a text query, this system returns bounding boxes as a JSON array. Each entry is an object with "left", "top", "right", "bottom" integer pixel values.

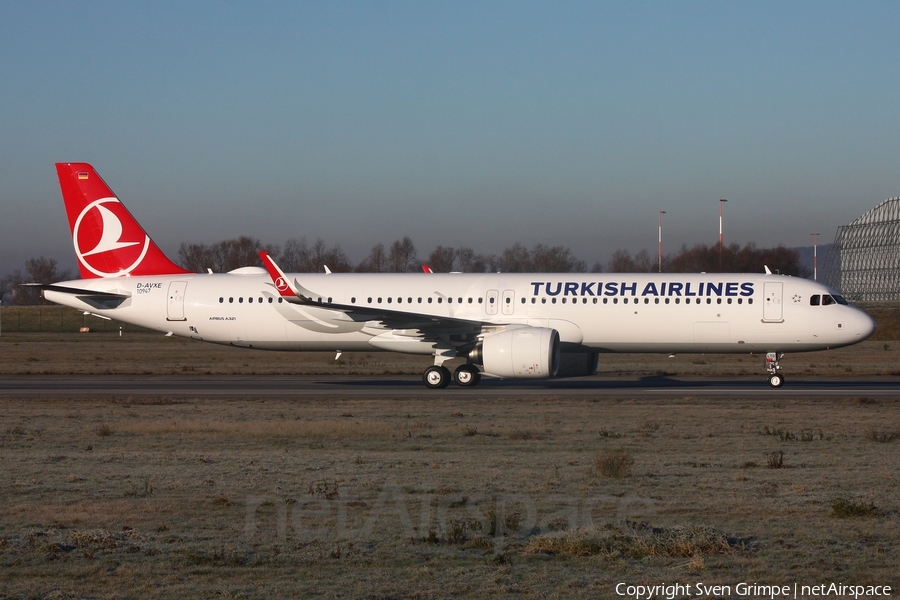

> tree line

[{"left": 0, "top": 238, "right": 807, "bottom": 305}]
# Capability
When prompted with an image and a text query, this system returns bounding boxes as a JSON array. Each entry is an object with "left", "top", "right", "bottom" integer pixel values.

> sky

[{"left": 1, "top": 1, "right": 899, "bottom": 275}]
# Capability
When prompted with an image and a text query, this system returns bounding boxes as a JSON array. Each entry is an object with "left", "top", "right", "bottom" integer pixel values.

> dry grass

[{"left": 0, "top": 332, "right": 899, "bottom": 597}]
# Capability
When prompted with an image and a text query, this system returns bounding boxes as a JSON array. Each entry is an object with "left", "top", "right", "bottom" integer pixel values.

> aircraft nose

[{"left": 858, "top": 310, "right": 876, "bottom": 340}]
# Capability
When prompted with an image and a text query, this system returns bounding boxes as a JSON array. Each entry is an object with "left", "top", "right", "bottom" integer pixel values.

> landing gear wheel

[
  {"left": 454, "top": 364, "right": 481, "bottom": 387},
  {"left": 768, "top": 373, "right": 784, "bottom": 388},
  {"left": 423, "top": 365, "right": 451, "bottom": 389}
]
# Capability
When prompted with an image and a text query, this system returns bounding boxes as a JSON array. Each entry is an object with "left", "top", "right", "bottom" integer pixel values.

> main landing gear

[
  {"left": 422, "top": 363, "right": 482, "bottom": 389},
  {"left": 765, "top": 352, "right": 785, "bottom": 388}
]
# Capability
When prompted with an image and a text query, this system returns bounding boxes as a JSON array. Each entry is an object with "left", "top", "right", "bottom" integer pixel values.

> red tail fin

[{"left": 56, "top": 163, "right": 191, "bottom": 278}]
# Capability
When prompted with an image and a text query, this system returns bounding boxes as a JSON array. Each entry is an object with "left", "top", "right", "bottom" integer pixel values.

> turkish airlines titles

[{"left": 529, "top": 281, "right": 756, "bottom": 298}]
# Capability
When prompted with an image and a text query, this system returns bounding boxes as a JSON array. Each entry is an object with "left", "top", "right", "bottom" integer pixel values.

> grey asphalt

[{"left": 1, "top": 375, "right": 899, "bottom": 399}]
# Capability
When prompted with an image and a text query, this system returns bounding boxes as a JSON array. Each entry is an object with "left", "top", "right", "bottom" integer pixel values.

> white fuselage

[{"left": 44, "top": 270, "right": 875, "bottom": 356}]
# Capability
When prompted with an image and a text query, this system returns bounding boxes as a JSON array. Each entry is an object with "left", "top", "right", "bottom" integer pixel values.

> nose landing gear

[{"left": 766, "top": 352, "right": 785, "bottom": 388}]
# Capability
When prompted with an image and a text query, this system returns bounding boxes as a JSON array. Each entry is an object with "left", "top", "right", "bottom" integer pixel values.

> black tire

[
  {"left": 423, "top": 365, "right": 451, "bottom": 389},
  {"left": 454, "top": 364, "right": 481, "bottom": 387},
  {"left": 768, "top": 373, "right": 784, "bottom": 388}
]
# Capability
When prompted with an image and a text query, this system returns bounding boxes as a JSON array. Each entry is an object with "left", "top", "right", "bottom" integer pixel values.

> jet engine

[{"left": 470, "top": 327, "right": 560, "bottom": 378}]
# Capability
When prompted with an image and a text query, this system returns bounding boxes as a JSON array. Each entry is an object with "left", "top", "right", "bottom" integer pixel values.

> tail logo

[
  {"left": 73, "top": 197, "right": 150, "bottom": 276},
  {"left": 275, "top": 276, "right": 290, "bottom": 292}
]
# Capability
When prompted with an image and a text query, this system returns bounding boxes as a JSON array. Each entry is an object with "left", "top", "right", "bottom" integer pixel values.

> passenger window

[
  {"left": 654, "top": 298, "right": 659, "bottom": 304},
  {"left": 706, "top": 298, "right": 711, "bottom": 304},
  {"left": 623, "top": 298, "right": 628, "bottom": 304},
  {"left": 388, "top": 298, "right": 392, "bottom": 303},
  {"left": 738, "top": 298, "right": 742, "bottom": 304},
  {"left": 409, "top": 297, "right": 413, "bottom": 303},
  {"left": 428, "top": 298, "right": 433, "bottom": 304},
  {"left": 665, "top": 298, "right": 670, "bottom": 304},
  {"left": 219, "top": 297, "right": 223, "bottom": 303},
  {"left": 561, "top": 298, "right": 566, "bottom": 304},
  {"left": 397, "top": 297, "right": 402, "bottom": 303},
  {"left": 328, "top": 297, "right": 332, "bottom": 303},
  {"left": 542, "top": 298, "right": 547, "bottom": 304},
  {"left": 259, "top": 297, "right": 263, "bottom": 303},
  {"left": 447, "top": 297, "right": 452, "bottom": 304},
  {"left": 239, "top": 297, "right": 243, "bottom": 303},
  {"left": 438, "top": 298, "right": 443, "bottom": 303},
  {"left": 810, "top": 295, "right": 820, "bottom": 306},
  {"left": 351, "top": 297, "right": 356, "bottom": 303},
  {"left": 278, "top": 298, "right": 283, "bottom": 303},
  {"left": 603, "top": 298, "right": 608, "bottom": 304},
  {"left": 613, "top": 298, "right": 618, "bottom": 304},
  {"left": 521, "top": 298, "right": 526, "bottom": 304},
  {"left": 552, "top": 298, "right": 557, "bottom": 304},
  {"left": 593, "top": 298, "right": 598, "bottom": 304},
  {"left": 675, "top": 298, "right": 680, "bottom": 304},
  {"left": 248, "top": 297, "right": 253, "bottom": 303},
  {"left": 368, "top": 297, "right": 373, "bottom": 303},
  {"left": 748, "top": 298, "right": 753, "bottom": 304},
  {"left": 727, "top": 298, "right": 732, "bottom": 304},
  {"left": 269, "top": 298, "right": 273, "bottom": 303}
]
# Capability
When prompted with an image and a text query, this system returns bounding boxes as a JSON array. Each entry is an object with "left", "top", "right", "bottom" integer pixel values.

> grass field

[{"left": 0, "top": 321, "right": 899, "bottom": 598}]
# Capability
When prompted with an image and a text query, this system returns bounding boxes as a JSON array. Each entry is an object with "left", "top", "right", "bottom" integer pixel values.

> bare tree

[
  {"left": 178, "top": 242, "right": 215, "bottom": 273},
  {"left": 530, "top": 244, "right": 587, "bottom": 273},
  {"left": 310, "top": 239, "right": 352, "bottom": 273},
  {"left": 356, "top": 243, "right": 388, "bottom": 273},
  {"left": 455, "top": 247, "right": 491, "bottom": 273},
  {"left": 388, "top": 237, "right": 417, "bottom": 273},
  {"left": 426, "top": 245, "right": 456, "bottom": 272},
  {"left": 279, "top": 238, "right": 311, "bottom": 272},
  {"left": 498, "top": 243, "right": 531, "bottom": 272}
]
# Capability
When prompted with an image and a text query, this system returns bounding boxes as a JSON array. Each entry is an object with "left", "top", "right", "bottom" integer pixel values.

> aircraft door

[
  {"left": 763, "top": 282, "right": 783, "bottom": 322},
  {"left": 501, "top": 290, "right": 515, "bottom": 315},
  {"left": 485, "top": 290, "right": 499, "bottom": 315},
  {"left": 167, "top": 280, "right": 188, "bottom": 321}
]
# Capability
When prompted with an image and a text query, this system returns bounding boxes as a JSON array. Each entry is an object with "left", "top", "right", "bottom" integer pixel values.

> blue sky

[{"left": 1, "top": 1, "right": 898, "bottom": 274}]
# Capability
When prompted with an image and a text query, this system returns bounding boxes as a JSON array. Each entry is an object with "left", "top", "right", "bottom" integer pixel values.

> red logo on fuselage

[
  {"left": 274, "top": 277, "right": 290, "bottom": 292},
  {"left": 73, "top": 198, "right": 150, "bottom": 277}
]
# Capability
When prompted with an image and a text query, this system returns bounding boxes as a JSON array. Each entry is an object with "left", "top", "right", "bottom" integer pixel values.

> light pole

[
  {"left": 718, "top": 199, "right": 728, "bottom": 251},
  {"left": 812, "top": 232, "right": 819, "bottom": 281},
  {"left": 658, "top": 210, "right": 666, "bottom": 273},
  {"left": 718, "top": 198, "right": 728, "bottom": 270}
]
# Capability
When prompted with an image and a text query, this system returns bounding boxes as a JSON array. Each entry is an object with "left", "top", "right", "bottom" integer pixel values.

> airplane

[{"left": 41, "top": 162, "right": 876, "bottom": 389}]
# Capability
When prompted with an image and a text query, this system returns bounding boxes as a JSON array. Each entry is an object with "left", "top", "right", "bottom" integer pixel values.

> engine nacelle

[
  {"left": 556, "top": 352, "right": 600, "bottom": 378},
  {"left": 471, "top": 327, "right": 560, "bottom": 379}
]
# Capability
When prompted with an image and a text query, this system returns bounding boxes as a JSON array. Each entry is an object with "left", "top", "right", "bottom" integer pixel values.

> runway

[{"left": 2, "top": 374, "right": 900, "bottom": 399}]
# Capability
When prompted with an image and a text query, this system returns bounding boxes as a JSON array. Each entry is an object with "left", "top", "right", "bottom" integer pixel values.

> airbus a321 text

[{"left": 41, "top": 163, "right": 875, "bottom": 388}]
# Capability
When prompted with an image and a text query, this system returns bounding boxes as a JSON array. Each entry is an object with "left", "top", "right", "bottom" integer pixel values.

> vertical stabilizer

[{"left": 56, "top": 163, "right": 191, "bottom": 278}]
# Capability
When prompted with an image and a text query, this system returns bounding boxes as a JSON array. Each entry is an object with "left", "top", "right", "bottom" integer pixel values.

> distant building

[{"left": 822, "top": 197, "right": 900, "bottom": 302}]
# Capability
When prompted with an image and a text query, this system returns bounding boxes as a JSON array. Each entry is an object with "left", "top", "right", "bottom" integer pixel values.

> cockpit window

[
  {"left": 822, "top": 294, "right": 836, "bottom": 306},
  {"left": 833, "top": 295, "right": 849, "bottom": 305},
  {"left": 810, "top": 295, "right": 820, "bottom": 306}
]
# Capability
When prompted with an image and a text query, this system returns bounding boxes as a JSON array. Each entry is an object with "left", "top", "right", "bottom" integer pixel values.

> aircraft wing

[{"left": 258, "top": 251, "right": 490, "bottom": 334}]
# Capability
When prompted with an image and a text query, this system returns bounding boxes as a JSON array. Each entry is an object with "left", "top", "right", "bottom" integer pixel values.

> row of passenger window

[
  {"left": 219, "top": 297, "right": 285, "bottom": 304},
  {"left": 218, "top": 295, "right": 753, "bottom": 306}
]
